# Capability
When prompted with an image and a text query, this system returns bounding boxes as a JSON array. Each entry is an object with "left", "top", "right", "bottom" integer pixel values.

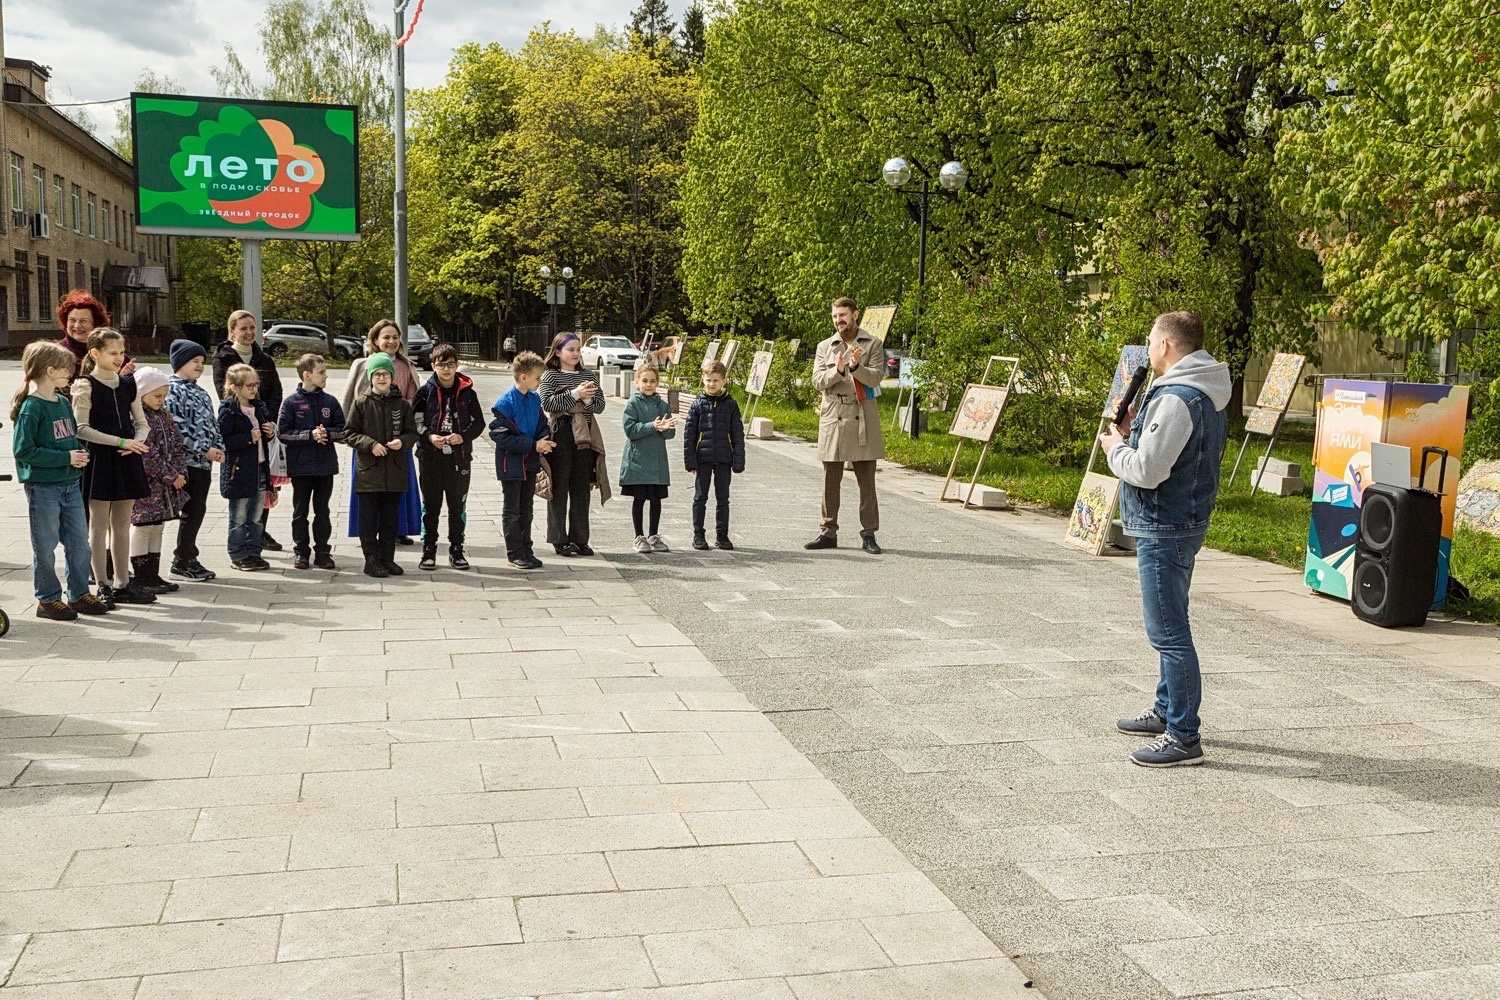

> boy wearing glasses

[{"left": 413, "top": 343, "right": 485, "bottom": 570}]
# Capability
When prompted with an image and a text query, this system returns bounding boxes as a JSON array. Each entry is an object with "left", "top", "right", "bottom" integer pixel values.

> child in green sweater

[{"left": 10, "top": 341, "right": 108, "bottom": 620}]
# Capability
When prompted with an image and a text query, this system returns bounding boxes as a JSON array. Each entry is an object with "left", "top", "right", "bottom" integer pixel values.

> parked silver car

[{"left": 263, "top": 324, "right": 361, "bottom": 361}]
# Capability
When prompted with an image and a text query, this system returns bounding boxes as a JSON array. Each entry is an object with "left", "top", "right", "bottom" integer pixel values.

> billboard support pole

[
  {"left": 241, "top": 238, "right": 263, "bottom": 328},
  {"left": 392, "top": 1, "right": 410, "bottom": 349}
]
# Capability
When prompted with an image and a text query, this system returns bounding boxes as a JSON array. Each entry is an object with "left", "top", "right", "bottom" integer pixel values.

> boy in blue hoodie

[
  {"left": 277, "top": 354, "right": 346, "bottom": 570},
  {"left": 489, "top": 352, "right": 554, "bottom": 570}
]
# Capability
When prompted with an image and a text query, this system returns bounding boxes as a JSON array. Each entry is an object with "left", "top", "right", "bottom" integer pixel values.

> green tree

[
  {"left": 680, "top": 4, "right": 707, "bottom": 66},
  {"left": 628, "top": 0, "right": 677, "bottom": 53},
  {"left": 1282, "top": 0, "right": 1500, "bottom": 457}
]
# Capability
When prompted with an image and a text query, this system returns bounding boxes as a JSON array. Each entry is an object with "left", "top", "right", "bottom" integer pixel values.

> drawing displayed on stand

[
  {"left": 860, "top": 305, "right": 897, "bottom": 343},
  {"left": 720, "top": 340, "right": 740, "bottom": 376},
  {"left": 1065, "top": 472, "right": 1123, "bottom": 556},
  {"left": 745, "top": 351, "right": 774, "bottom": 397},
  {"left": 704, "top": 340, "right": 721, "bottom": 364},
  {"left": 1257, "top": 353, "right": 1306, "bottom": 412},
  {"left": 949, "top": 384, "right": 1010, "bottom": 441},
  {"left": 1245, "top": 408, "right": 1282, "bottom": 435},
  {"left": 1105, "top": 347, "right": 1151, "bottom": 419}
]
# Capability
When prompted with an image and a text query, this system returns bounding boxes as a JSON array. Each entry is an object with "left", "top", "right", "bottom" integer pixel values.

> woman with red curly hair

[{"left": 57, "top": 290, "right": 133, "bottom": 383}]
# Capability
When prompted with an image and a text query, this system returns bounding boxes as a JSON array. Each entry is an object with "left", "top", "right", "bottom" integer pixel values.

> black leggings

[{"left": 632, "top": 497, "right": 662, "bottom": 537}]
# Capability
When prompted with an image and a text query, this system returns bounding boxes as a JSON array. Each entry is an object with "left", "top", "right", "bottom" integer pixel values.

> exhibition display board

[
  {"left": 1228, "top": 352, "right": 1307, "bottom": 491},
  {"left": 940, "top": 356, "right": 1020, "bottom": 509},
  {"left": 1305, "top": 379, "right": 1469, "bottom": 609},
  {"left": 1066, "top": 346, "right": 1151, "bottom": 556}
]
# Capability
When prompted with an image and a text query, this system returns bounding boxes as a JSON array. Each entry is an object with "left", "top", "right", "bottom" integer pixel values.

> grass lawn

[{"left": 738, "top": 388, "right": 1500, "bottom": 625}]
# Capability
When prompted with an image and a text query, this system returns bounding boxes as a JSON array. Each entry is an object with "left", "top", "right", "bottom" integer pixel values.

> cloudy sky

[{"left": 6, "top": 0, "right": 648, "bottom": 136}]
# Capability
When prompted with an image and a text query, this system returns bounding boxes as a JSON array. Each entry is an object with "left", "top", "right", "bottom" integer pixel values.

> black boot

[
  {"left": 141, "top": 554, "right": 179, "bottom": 593},
  {"left": 692, "top": 530, "right": 709, "bottom": 551}
]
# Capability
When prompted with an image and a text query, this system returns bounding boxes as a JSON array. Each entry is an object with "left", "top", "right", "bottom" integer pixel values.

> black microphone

[{"left": 1113, "top": 364, "right": 1149, "bottom": 427}]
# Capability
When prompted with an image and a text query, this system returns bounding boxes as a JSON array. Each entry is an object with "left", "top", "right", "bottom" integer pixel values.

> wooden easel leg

[
  {"left": 965, "top": 442, "right": 994, "bottom": 508},
  {"left": 941, "top": 442, "right": 965, "bottom": 502},
  {"left": 1229, "top": 433, "right": 1252, "bottom": 488}
]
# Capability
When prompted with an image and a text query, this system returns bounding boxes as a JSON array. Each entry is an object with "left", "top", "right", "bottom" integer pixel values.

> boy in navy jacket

[
  {"left": 277, "top": 353, "right": 347, "bottom": 570},
  {"left": 489, "top": 352, "right": 554, "bottom": 569},
  {"left": 683, "top": 360, "right": 746, "bottom": 550}
]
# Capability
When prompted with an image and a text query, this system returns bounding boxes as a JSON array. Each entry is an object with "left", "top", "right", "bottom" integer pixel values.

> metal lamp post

[
  {"left": 882, "top": 157, "right": 968, "bottom": 438},
  {"left": 539, "top": 265, "right": 574, "bottom": 338}
]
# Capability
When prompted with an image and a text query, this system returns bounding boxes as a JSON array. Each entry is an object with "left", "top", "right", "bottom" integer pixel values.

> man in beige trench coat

[{"left": 805, "top": 297, "right": 886, "bottom": 555}]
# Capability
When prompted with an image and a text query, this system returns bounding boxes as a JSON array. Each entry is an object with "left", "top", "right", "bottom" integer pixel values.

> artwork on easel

[
  {"left": 861, "top": 305, "right": 897, "bottom": 343},
  {"left": 720, "top": 340, "right": 740, "bottom": 375},
  {"left": 746, "top": 351, "right": 774, "bottom": 397},
  {"left": 948, "top": 384, "right": 1010, "bottom": 441},
  {"left": 1105, "top": 346, "right": 1151, "bottom": 419},
  {"left": 1256, "top": 353, "right": 1306, "bottom": 412},
  {"left": 1228, "top": 352, "right": 1307, "bottom": 489},
  {"left": 1065, "top": 472, "right": 1122, "bottom": 556},
  {"left": 704, "top": 340, "right": 721, "bottom": 364}
]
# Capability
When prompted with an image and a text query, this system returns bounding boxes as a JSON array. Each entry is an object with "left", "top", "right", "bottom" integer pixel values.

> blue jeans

[
  {"left": 1136, "top": 533, "right": 1207, "bottom": 744},
  {"left": 26, "top": 482, "right": 92, "bottom": 603},
  {"left": 227, "top": 490, "right": 266, "bottom": 561}
]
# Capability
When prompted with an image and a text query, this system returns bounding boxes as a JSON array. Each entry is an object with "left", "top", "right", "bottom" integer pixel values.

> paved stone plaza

[{"left": 1, "top": 362, "right": 1498, "bottom": 998}]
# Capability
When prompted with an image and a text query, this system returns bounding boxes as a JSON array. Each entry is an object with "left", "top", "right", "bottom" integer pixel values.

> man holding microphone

[
  {"left": 1098, "top": 311, "right": 1231, "bottom": 767},
  {"left": 806, "top": 297, "right": 886, "bottom": 554}
]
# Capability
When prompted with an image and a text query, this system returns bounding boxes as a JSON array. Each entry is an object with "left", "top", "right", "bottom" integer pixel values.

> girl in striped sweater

[{"left": 538, "top": 333, "right": 606, "bottom": 556}]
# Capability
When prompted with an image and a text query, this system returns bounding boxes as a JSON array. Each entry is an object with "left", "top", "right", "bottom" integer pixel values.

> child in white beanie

[{"left": 129, "top": 366, "right": 190, "bottom": 593}]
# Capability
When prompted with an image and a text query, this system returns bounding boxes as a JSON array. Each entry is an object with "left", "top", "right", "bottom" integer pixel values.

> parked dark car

[
  {"left": 884, "top": 348, "right": 905, "bottom": 379},
  {"left": 405, "top": 324, "right": 435, "bottom": 370}
]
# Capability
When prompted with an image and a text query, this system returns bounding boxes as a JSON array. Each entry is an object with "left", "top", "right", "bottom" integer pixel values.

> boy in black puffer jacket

[
  {"left": 277, "top": 353, "right": 346, "bottom": 571},
  {"left": 683, "top": 360, "right": 746, "bottom": 551},
  {"left": 413, "top": 343, "right": 486, "bottom": 571}
]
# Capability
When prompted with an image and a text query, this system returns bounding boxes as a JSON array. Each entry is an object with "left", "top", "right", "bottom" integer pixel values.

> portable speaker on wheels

[{"left": 1352, "top": 446, "right": 1448, "bottom": 628}]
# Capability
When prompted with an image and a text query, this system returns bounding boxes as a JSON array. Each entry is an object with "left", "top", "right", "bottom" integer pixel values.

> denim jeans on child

[
  {"left": 227, "top": 489, "right": 266, "bottom": 561},
  {"left": 1136, "top": 532, "right": 1207, "bottom": 744},
  {"left": 26, "top": 481, "right": 92, "bottom": 602}
]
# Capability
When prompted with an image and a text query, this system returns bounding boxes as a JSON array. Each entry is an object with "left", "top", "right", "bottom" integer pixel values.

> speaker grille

[
  {"left": 1354, "top": 559, "right": 1389, "bottom": 616},
  {"left": 1360, "top": 493, "right": 1398, "bottom": 553}
]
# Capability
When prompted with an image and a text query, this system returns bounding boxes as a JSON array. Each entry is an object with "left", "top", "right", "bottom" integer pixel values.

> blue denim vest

[{"left": 1118, "top": 384, "right": 1227, "bottom": 538}]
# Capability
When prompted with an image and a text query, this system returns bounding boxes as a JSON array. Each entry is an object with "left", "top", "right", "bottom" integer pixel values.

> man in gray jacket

[{"left": 1099, "top": 311, "right": 1231, "bottom": 767}]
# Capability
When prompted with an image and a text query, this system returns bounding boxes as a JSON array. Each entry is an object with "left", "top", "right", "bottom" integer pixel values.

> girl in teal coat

[{"left": 620, "top": 362, "right": 676, "bottom": 553}]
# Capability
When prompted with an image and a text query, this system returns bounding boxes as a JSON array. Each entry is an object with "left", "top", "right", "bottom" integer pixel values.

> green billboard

[{"left": 132, "top": 93, "right": 360, "bottom": 241}]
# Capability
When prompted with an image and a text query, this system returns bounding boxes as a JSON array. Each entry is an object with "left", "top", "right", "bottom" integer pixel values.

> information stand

[
  {"left": 743, "top": 349, "right": 774, "bottom": 427},
  {"left": 704, "top": 340, "right": 721, "bottom": 364},
  {"left": 720, "top": 339, "right": 740, "bottom": 379},
  {"left": 939, "top": 356, "right": 1020, "bottom": 509},
  {"left": 1227, "top": 352, "right": 1307, "bottom": 492}
]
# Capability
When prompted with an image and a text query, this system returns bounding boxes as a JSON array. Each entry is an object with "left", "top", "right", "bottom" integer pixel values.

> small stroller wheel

[{"left": 0, "top": 608, "right": 10, "bottom": 637}]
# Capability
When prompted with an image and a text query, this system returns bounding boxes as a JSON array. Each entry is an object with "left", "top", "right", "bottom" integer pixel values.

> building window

[
  {"left": 9, "top": 154, "right": 24, "bottom": 222},
  {"left": 128, "top": 213, "right": 135, "bottom": 252},
  {"left": 32, "top": 166, "right": 45, "bottom": 224},
  {"left": 14, "top": 252, "right": 30, "bottom": 321},
  {"left": 71, "top": 184, "right": 81, "bottom": 232},
  {"left": 75, "top": 260, "right": 85, "bottom": 289},
  {"left": 87, "top": 193, "right": 97, "bottom": 238},
  {"left": 89, "top": 266, "right": 100, "bottom": 300},
  {"left": 37, "top": 254, "right": 50, "bottom": 317},
  {"left": 53, "top": 175, "right": 64, "bottom": 223},
  {"left": 102, "top": 199, "right": 111, "bottom": 243},
  {"left": 58, "top": 259, "right": 69, "bottom": 299}
]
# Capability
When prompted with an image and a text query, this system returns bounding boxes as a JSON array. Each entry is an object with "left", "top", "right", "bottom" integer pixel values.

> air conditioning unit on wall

[{"left": 29, "top": 214, "right": 50, "bottom": 239}]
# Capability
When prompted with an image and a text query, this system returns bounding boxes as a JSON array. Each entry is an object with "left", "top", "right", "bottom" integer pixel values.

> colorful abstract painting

[
  {"left": 1255, "top": 353, "right": 1307, "bottom": 412},
  {"left": 1245, "top": 407, "right": 1282, "bottom": 436},
  {"left": 1065, "top": 472, "right": 1122, "bottom": 555}
]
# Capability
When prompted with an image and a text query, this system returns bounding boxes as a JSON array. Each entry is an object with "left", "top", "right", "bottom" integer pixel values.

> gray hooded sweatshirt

[{"left": 1107, "top": 350, "right": 1233, "bottom": 489}]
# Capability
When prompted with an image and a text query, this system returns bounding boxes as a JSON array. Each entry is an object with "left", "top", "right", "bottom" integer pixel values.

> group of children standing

[
  {"left": 14, "top": 318, "right": 750, "bottom": 623},
  {"left": 488, "top": 332, "right": 746, "bottom": 566}
]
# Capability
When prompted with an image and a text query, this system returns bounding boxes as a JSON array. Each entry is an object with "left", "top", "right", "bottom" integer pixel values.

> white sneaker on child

[
  {"left": 633, "top": 535, "right": 653, "bottom": 554},
  {"left": 647, "top": 535, "right": 669, "bottom": 552}
]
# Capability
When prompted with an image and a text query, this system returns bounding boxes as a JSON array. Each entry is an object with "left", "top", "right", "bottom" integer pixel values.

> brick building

[{"left": 0, "top": 23, "right": 178, "bottom": 351}]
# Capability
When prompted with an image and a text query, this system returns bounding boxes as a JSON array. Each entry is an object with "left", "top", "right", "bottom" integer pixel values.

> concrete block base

[
  {"left": 1252, "top": 470, "right": 1306, "bottom": 497},
  {"left": 747, "top": 417, "right": 776, "bottom": 439},
  {"left": 943, "top": 482, "right": 1011, "bottom": 509}
]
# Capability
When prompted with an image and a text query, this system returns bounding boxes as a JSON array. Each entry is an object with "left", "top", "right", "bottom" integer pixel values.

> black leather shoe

[
  {"left": 260, "top": 532, "right": 284, "bottom": 552},
  {"left": 396, "top": 535, "right": 416, "bottom": 546},
  {"left": 862, "top": 535, "right": 882, "bottom": 555},
  {"left": 555, "top": 543, "right": 580, "bottom": 557},
  {"left": 804, "top": 535, "right": 837, "bottom": 550}
]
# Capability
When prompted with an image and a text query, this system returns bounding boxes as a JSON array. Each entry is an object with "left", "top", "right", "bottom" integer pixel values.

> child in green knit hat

[{"left": 341, "top": 353, "right": 417, "bottom": 577}]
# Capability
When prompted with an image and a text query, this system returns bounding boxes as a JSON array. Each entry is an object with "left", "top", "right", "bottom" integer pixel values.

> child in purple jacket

[{"left": 129, "top": 367, "right": 189, "bottom": 593}]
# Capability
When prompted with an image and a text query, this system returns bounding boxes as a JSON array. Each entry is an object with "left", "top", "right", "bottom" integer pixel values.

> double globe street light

[
  {"left": 882, "top": 156, "right": 969, "bottom": 437},
  {"left": 539, "top": 265, "right": 575, "bottom": 338}
]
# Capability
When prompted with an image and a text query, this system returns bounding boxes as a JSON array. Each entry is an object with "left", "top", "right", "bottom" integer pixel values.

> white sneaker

[
  {"left": 633, "top": 535, "right": 653, "bottom": 554},
  {"left": 647, "top": 534, "right": 670, "bottom": 552}
]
